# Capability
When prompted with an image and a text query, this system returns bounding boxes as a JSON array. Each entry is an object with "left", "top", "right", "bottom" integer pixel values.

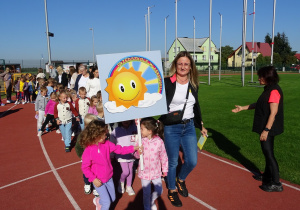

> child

[
  {"left": 20, "top": 76, "right": 28, "bottom": 104},
  {"left": 36, "top": 68, "right": 46, "bottom": 79},
  {"left": 75, "top": 114, "right": 99, "bottom": 196},
  {"left": 96, "top": 102, "right": 104, "bottom": 121},
  {"left": 81, "top": 120, "right": 141, "bottom": 210},
  {"left": 46, "top": 78, "right": 55, "bottom": 96},
  {"left": 69, "top": 89, "right": 79, "bottom": 136},
  {"left": 28, "top": 76, "right": 35, "bottom": 103},
  {"left": 75, "top": 87, "right": 90, "bottom": 131},
  {"left": 14, "top": 77, "right": 21, "bottom": 104},
  {"left": 135, "top": 117, "right": 168, "bottom": 210},
  {"left": 88, "top": 96, "right": 98, "bottom": 115},
  {"left": 35, "top": 78, "right": 46, "bottom": 97},
  {"left": 110, "top": 120, "right": 137, "bottom": 196},
  {"left": 54, "top": 90, "right": 80, "bottom": 152},
  {"left": 38, "top": 92, "right": 59, "bottom": 136},
  {"left": 35, "top": 87, "right": 49, "bottom": 135},
  {"left": 96, "top": 90, "right": 102, "bottom": 103}
]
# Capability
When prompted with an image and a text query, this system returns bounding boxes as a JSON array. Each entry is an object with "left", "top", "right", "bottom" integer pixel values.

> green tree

[{"left": 220, "top": 45, "right": 234, "bottom": 68}]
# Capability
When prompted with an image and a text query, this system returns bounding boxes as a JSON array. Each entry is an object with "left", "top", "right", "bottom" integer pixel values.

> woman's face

[
  {"left": 176, "top": 56, "right": 191, "bottom": 77},
  {"left": 258, "top": 77, "right": 266, "bottom": 85},
  {"left": 82, "top": 68, "right": 87, "bottom": 76},
  {"left": 94, "top": 70, "right": 99, "bottom": 78}
]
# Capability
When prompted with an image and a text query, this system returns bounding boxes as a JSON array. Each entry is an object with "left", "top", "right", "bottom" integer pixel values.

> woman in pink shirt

[{"left": 81, "top": 120, "right": 141, "bottom": 210}]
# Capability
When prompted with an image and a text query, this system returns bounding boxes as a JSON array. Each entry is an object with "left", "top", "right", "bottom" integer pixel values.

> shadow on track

[{"left": 0, "top": 108, "right": 23, "bottom": 118}]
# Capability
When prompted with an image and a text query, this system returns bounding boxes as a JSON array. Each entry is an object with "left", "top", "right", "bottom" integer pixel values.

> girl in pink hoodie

[
  {"left": 81, "top": 120, "right": 141, "bottom": 210},
  {"left": 135, "top": 117, "right": 168, "bottom": 210}
]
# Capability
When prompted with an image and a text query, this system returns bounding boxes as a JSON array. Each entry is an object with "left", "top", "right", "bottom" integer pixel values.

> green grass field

[{"left": 197, "top": 73, "right": 300, "bottom": 185}]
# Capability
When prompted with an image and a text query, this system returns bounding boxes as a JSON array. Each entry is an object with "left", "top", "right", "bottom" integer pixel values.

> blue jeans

[
  {"left": 59, "top": 122, "right": 72, "bottom": 147},
  {"left": 79, "top": 116, "right": 85, "bottom": 131},
  {"left": 93, "top": 178, "right": 115, "bottom": 210},
  {"left": 164, "top": 119, "right": 198, "bottom": 190}
]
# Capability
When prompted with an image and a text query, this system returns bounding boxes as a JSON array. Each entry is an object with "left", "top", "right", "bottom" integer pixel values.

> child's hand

[
  {"left": 36, "top": 111, "right": 39, "bottom": 115},
  {"left": 57, "top": 120, "right": 61, "bottom": 125},
  {"left": 93, "top": 178, "right": 102, "bottom": 188},
  {"left": 44, "top": 114, "right": 47, "bottom": 117},
  {"left": 76, "top": 118, "right": 80, "bottom": 122},
  {"left": 134, "top": 145, "right": 144, "bottom": 155},
  {"left": 162, "top": 172, "right": 168, "bottom": 177}
]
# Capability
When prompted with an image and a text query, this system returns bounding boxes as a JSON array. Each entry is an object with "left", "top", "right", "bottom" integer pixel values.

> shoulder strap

[{"left": 181, "top": 83, "right": 190, "bottom": 113}]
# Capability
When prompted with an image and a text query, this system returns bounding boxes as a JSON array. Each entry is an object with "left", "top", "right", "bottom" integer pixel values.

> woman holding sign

[{"left": 160, "top": 51, "right": 207, "bottom": 207}]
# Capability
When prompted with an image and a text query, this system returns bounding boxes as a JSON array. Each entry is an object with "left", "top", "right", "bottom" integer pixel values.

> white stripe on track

[
  {"left": 189, "top": 193, "right": 217, "bottom": 210},
  {"left": 38, "top": 135, "right": 81, "bottom": 209},
  {"left": 0, "top": 104, "right": 17, "bottom": 118},
  {"left": 200, "top": 151, "right": 300, "bottom": 192},
  {"left": 0, "top": 161, "right": 81, "bottom": 190}
]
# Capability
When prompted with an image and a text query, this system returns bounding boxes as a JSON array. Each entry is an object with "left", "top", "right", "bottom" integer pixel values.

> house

[
  {"left": 228, "top": 42, "right": 271, "bottom": 67},
  {"left": 295, "top": 53, "right": 300, "bottom": 62},
  {"left": 168, "top": 37, "right": 219, "bottom": 70}
]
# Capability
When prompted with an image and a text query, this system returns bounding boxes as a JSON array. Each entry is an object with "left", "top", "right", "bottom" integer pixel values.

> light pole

[
  {"left": 241, "top": 0, "right": 248, "bottom": 87},
  {"left": 147, "top": 5, "right": 155, "bottom": 51},
  {"left": 145, "top": 14, "right": 148, "bottom": 51},
  {"left": 89, "top": 28, "right": 95, "bottom": 65},
  {"left": 271, "top": 0, "right": 276, "bottom": 65},
  {"left": 249, "top": 0, "right": 256, "bottom": 82},
  {"left": 175, "top": 0, "right": 178, "bottom": 56},
  {"left": 218, "top": 12, "right": 222, "bottom": 81},
  {"left": 165, "top": 15, "right": 169, "bottom": 76},
  {"left": 193, "top": 16, "right": 195, "bottom": 62},
  {"left": 44, "top": 0, "right": 52, "bottom": 66},
  {"left": 208, "top": 0, "right": 212, "bottom": 85}
]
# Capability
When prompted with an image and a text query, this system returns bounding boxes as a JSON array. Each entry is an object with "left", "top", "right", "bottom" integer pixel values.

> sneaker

[
  {"left": 118, "top": 182, "right": 125, "bottom": 194},
  {"left": 93, "top": 197, "right": 101, "bottom": 210},
  {"left": 151, "top": 203, "right": 157, "bottom": 210},
  {"left": 176, "top": 178, "right": 188, "bottom": 197},
  {"left": 46, "top": 127, "right": 50, "bottom": 132},
  {"left": 38, "top": 129, "right": 43, "bottom": 137},
  {"left": 72, "top": 132, "right": 75, "bottom": 136},
  {"left": 61, "top": 137, "right": 64, "bottom": 141},
  {"left": 65, "top": 147, "right": 70, "bottom": 152},
  {"left": 93, "top": 189, "right": 99, "bottom": 197},
  {"left": 6, "top": 100, "right": 11, "bottom": 104},
  {"left": 168, "top": 190, "right": 182, "bottom": 207},
  {"left": 56, "top": 129, "right": 61, "bottom": 134},
  {"left": 259, "top": 183, "right": 283, "bottom": 192},
  {"left": 1, "top": 103, "right": 5, "bottom": 106},
  {"left": 22, "top": 101, "right": 25, "bottom": 105},
  {"left": 126, "top": 186, "right": 135, "bottom": 196},
  {"left": 15, "top": 101, "right": 19, "bottom": 105},
  {"left": 84, "top": 184, "right": 92, "bottom": 194}
]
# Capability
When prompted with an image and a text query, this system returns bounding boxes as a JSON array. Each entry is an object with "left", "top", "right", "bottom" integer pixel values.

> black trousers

[
  {"left": 6, "top": 84, "right": 12, "bottom": 101},
  {"left": 260, "top": 135, "right": 280, "bottom": 184},
  {"left": 41, "top": 114, "right": 58, "bottom": 131}
]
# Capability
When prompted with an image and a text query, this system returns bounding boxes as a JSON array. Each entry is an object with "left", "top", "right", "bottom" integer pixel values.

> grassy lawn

[{"left": 197, "top": 73, "right": 300, "bottom": 185}]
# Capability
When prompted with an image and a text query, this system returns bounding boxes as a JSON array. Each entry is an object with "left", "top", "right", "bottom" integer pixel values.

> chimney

[{"left": 257, "top": 42, "right": 261, "bottom": 48}]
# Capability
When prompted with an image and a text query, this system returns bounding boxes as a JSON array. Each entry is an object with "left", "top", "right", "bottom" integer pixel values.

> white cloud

[{"left": 104, "top": 93, "right": 162, "bottom": 113}]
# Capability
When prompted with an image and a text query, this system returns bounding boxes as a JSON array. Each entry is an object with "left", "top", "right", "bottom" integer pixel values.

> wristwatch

[{"left": 264, "top": 127, "right": 270, "bottom": 132}]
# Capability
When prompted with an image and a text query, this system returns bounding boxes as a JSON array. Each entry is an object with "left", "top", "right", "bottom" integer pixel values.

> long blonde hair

[{"left": 169, "top": 51, "right": 198, "bottom": 89}]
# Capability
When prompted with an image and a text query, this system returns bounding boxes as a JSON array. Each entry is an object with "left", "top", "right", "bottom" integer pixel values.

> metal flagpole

[
  {"left": 145, "top": 14, "right": 148, "bottom": 51},
  {"left": 242, "top": 0, "right": 248, "bottom": 87},
  {"left": 271, "top": 0, "right": 276, "bottom": 65},
  {"left": 250, "top": 0, "right": 255, "bottom": 82},
  {"left": 175, "top": 0, "right": 178, "bottom": 56},
  {"left": 44, "top": 0, "right": 51, "bottom": 65},
  {"left": 165, "top": 15, "right": 169, "bottom": 76},
  {"left": 219, "top": 12, "right": 222, "bottom": 81},
  {"left": 193, "top": 16, "right": 195, "bottom": 61},
  {"left": 208, "top": 0, "right": 212, "bottom": 85},
  {"left": 147, "top": 6, "right": 155, "bottom": 51}
]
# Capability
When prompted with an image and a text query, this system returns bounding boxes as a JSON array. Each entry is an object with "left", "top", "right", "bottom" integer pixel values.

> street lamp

[
  {"left": 218, "top": 12, "right": 222, "bottom": 81},
  {"left": 44, "top": 0, "right": 52, "bottom": 66},
  {"left": 89, "top": 28, "right": 95, "bottom": 64},
  {"left": 145, "top": 14, "right": 148, "bottom": 51}
]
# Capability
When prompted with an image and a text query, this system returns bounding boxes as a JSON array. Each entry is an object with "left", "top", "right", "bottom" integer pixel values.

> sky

[{"left": 1, "top": 0, "right": 299, "bottom": 63}]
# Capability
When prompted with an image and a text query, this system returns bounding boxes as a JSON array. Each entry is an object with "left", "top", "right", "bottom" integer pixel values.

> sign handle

[{"left": 136, "top": 119, "right": 144, "bottom": 171}]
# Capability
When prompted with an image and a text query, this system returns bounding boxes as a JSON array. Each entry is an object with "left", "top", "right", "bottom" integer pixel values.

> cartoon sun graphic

[{"left": 105, "top": 67, "right": 148, "bottom": 108}]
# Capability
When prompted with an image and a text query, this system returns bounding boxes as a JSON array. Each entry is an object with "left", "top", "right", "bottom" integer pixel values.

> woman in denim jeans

[{"left": 161, "top": 51, "right": 207, "bottom": 207}]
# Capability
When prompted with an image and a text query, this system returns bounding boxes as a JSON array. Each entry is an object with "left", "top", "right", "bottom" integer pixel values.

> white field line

[
  {"left": 0, "top": 161, "right": 81, "bottom": 190},
  {"left": 189, "top": 193, "right": 217, "bottom": 210},
  {"left": 0, "top": 104, "right": 17, "bottom": 118},
  {"left": 38, "top": 135, "right": 81, "bottom": 209},
  {"left": 200, "top": 151, "right": 300, "bottom": 192}
]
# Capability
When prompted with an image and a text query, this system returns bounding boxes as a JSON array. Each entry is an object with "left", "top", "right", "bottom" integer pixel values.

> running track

[{"left": 0, "top": 102, "right": 299, "bottom": 210}]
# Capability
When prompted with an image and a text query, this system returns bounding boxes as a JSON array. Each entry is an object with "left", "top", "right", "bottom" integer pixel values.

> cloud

[{"left": 104, "top": 93, "right": 162, "bottom": 113}]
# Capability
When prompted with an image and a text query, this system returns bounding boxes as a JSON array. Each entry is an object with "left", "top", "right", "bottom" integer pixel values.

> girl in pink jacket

[
  {"left": 135, "top": 117, "right": 168, "bottom": 210},
  {"left": 81, "top": 120, "right": 141, "bottom": 210}
]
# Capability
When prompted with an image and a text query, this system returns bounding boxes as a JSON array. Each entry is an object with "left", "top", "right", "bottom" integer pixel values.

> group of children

[{"left": 33, "top": 74, "right": 169, "bottom": 210}]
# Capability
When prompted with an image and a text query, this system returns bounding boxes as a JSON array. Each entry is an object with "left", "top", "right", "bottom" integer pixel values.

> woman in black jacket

[
  {"left": 232, "top": 66, "right": 284, "bottom": 192},
  {"left": 160, "top": 51, "right": 207, "bottom": 207}
]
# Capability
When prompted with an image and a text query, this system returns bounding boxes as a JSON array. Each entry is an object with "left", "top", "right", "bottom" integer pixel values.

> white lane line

[
  {"left": 200, "top": 151, "right": 300, "bottom": 192},
  {"left": 0, "top": 104, "right": 17, "bottom": 118},
  {"left": 189, "top": 193, "right": 217, "bottom": 210},
  {"left": 0, "top": 161, "right": 81, "bottom": 190},
  {"left": 38, "top": 135, "right": 81, "bottom": 209}
]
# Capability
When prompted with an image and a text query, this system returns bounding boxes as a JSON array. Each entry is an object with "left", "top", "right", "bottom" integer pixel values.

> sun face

[{"left": 105, "top": 67, "right": 147, "bottom": 108}]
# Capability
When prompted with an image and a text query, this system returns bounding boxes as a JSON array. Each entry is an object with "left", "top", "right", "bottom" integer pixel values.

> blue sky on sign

[{"left": 1, "top": 0, "right": 299, "bottom": 61}]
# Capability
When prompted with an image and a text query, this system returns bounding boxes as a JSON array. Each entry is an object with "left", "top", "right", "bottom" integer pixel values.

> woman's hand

[
  {"left": 260, "top": 131, "right": 268, "bottom": 141},
  {"left": 93, "top": 178, "right": 102, "bottom": 188},
  {"left": 201, "top": 127, "right": 208, "bottom": 137},
  {"left": 232, "top": 105, "right": 243, "bottom": 113}
]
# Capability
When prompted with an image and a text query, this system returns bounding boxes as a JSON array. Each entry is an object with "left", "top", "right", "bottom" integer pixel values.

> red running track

[{"left": 0, "top": 102, "right": 300, "bottom": 210}]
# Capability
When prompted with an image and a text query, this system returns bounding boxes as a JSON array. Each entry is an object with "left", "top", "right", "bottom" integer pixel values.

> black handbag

[{"left": 160, "top": 84, "right": 190, "bottom": 125}]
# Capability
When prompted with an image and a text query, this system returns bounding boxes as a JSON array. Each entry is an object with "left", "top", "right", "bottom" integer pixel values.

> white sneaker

[
  {"left": 72, "top": 132, "right": 75, "bottom": 136},
  {"left": 126, "top": 186, "right": 135, "bottom": 196},
  {"left": 56, "top": 129, "right": 61, "bottom": 134},
  {"left": 151, "top": 203, "right": 157, "bottom": 210},
  {"left": 84, "top": 184, "right": 91, "bottom": 194},
  {"left": 118, "top": 182, "right": 125, "bottom": 194},
  {"left": 93, "top": 189, "right": 99, "bottom": 197},
  {"left": 38, "top": 130, "right": 43, "bottom": 137},
  {"left": 22, "top": 102, "right": 25, "bottom": 105},
  {"left": 15, "top": 101, "right": 18, "bottom": 105},
  {"left": 6, "top": 100, "right": 11, "bottom": 104},
  {"left": 61, "top": 137, "right": 64, "bottom": 141}
]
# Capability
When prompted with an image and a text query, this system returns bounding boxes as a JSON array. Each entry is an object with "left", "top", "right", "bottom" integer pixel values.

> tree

[
  {"left": 220, "top": 45, "right": 234, "bottom": 68},
  {"left": 264, "top": 32, "right": 295, "bottom": 66}
]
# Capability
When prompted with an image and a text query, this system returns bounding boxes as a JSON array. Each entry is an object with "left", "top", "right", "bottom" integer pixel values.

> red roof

[
  {"left": 246, "top": 42, "right": 271, "bottom": 56},
  {"left": 295, "top": 54, "right": 300, "bottom": 60}
]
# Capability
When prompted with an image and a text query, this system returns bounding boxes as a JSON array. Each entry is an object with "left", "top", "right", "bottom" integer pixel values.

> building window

[
  {"left": 173, "top": 47, "right": 181, "bottom": 53},
  {"left": 193, "top": 55, "right": 197, "bottom": 62},
  {"left": 202, "top": 55, "right": 206, "bottom": 61},
  {"left": 210, "top": 55, "right": 214, "bottom": 60},
  {"left": 203, "top": 46, "right": 206, "bottom": 52}
]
